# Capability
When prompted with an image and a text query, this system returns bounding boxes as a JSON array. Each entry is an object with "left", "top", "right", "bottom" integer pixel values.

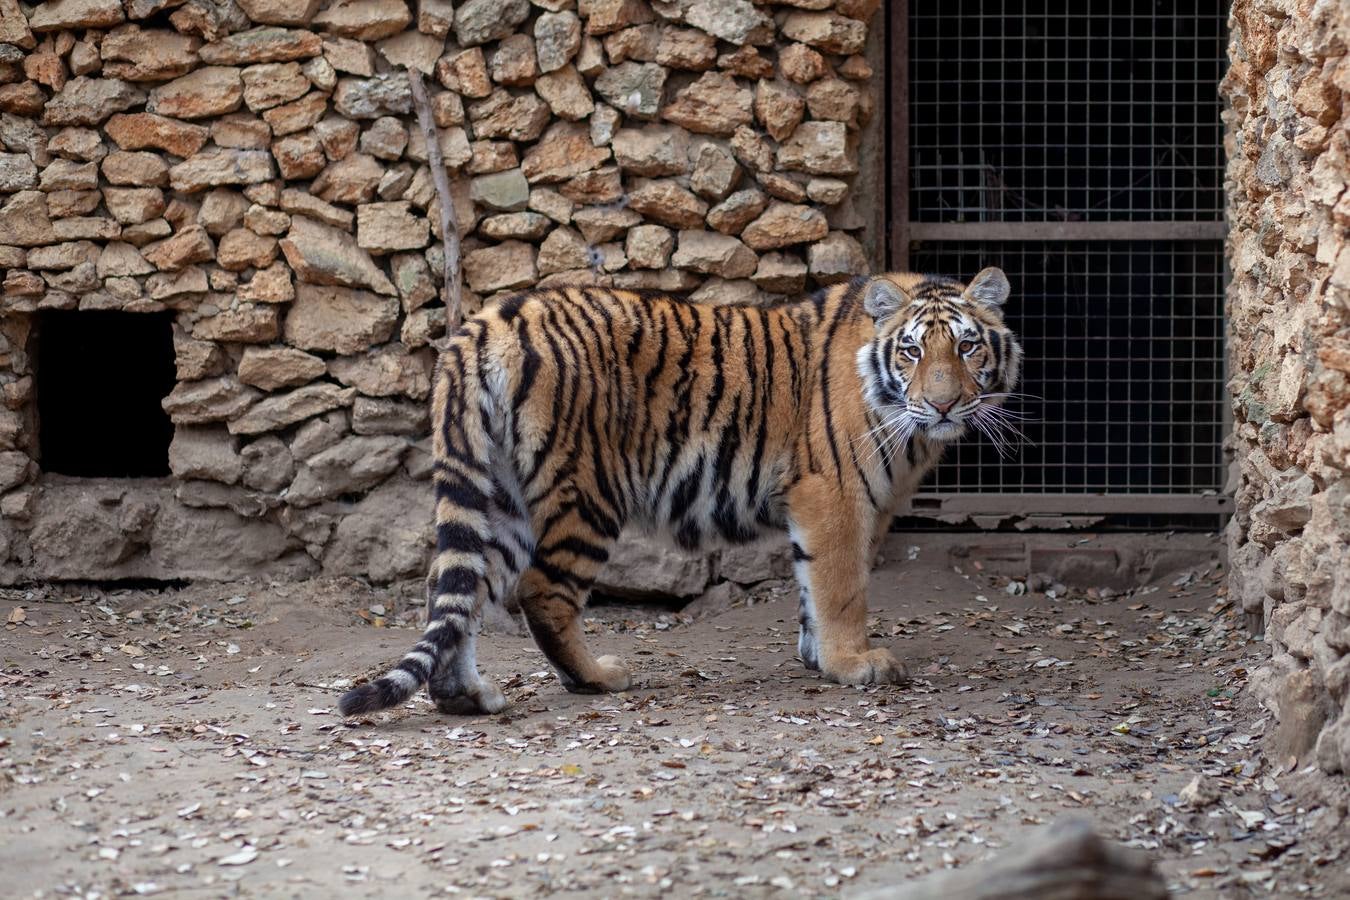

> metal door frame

[{"left": 882, "top": 0, "right": 1232, "bottom": 519}]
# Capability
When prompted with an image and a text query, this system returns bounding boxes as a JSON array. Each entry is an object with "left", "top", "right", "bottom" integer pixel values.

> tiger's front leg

[{"left": 788, "top": 478, "right": 908, "bottom": 686}]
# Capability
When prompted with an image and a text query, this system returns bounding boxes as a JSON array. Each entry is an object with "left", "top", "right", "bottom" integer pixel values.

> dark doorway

[{"left": 36, "top": 310, "right": 176, "bottom": 478}]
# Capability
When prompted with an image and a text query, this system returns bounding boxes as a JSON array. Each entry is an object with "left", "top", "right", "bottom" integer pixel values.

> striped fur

[{"left": 339, "top": 268, "right": 1022, "bottom": 717}]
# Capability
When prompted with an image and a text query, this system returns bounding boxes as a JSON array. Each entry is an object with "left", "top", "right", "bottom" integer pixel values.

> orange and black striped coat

[{"left": 341, "top": 269, "right": 1022, "bottom": 717}]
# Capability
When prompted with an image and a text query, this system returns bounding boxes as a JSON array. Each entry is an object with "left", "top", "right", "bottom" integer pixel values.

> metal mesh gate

[{"left": 890, "top": 1, "right": 1231, "bottom": 520}]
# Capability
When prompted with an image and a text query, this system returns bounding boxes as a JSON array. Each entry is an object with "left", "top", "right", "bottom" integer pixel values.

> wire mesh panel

[
  {"left": 908, "top": 1, "right": 1228, "bottom": 223},
  {"left": 900, "top": 1, "right": 1229, "bottom": 514},
  {"left": 910, "top": 241, "right": 1226, "bottom": 494}
]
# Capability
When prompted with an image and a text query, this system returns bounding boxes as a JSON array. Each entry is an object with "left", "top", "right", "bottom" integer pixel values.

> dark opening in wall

[{"left": 36, "top": 310, "right": 176, "bottom": 478}]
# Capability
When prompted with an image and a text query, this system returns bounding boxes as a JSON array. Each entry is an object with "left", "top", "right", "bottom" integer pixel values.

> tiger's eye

[
  {"left": 958, "top": 340, "right": 976, "bottom": 354},
  {"left": 903, "top": 345, "right": 922, "bottom": 361}
]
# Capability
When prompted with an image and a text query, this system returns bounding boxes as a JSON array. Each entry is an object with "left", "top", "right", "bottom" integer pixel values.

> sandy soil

[{"left": 2, "top": 537, "right": 1348, "bottom": 899}]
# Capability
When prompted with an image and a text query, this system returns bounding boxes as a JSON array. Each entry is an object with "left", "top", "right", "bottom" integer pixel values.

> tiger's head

[{"left": 856, "top": 268, "right": 1023, "bottom": 447}]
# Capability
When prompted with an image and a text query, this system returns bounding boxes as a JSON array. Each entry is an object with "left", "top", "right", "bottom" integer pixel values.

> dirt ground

[{"left": 2, "top": 535, "right": 1348, "bottom": 899}]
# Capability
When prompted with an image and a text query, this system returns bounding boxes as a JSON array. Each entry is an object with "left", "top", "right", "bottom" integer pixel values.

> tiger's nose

[{"left": 930, "top": 398, "right": 957, "bottom": 415}]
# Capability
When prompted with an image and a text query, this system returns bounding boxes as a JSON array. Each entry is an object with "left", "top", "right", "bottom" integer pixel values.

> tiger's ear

[
  {"left": 863, "top": 278, "right": 909, "bottom": 322},
  {"left": 964, "top": 267, "right": 1011, "bottom": 307}
]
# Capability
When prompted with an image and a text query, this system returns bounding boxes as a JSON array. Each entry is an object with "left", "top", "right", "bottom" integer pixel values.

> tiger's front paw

[
  {"left": 593, "top": 655, "right": 631, "bottom": 692},
  {"left": 822, "top": 648, "right": 909, "bottom": 686}
]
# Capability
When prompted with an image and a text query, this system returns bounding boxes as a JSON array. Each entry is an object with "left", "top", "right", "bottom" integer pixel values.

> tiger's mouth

[{"left": 923, "top": 419, "right": 966, "bottom": 441}]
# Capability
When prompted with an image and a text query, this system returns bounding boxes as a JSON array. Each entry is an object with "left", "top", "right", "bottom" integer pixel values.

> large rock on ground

[
  {"left": 322, "top": 476, "right": 431, "bottom": 580},
  {"left": 597, "top": 532, "right": 713, "bottom": 599}
]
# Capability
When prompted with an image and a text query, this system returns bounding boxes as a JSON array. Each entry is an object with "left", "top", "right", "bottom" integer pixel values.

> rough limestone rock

[
  {"left": 284, "top": 283, "right": 399, "bottom": 353},
  {"left": 455, "top": 0, "right": 530, "bottom": 47},
  {"left": 162, "top": 377, "right": 261, "bottom": 425},
  {"left": 612, "top": 124, "right": 691, "bottom": 176},
  {"left": 286, "top": 435, "right": 408, "bottom": 506},
  {"left": 356, "top": 201, "right": 430, "bottom": 252},
  {"left": 169, "top": 426, "right": 243, "bottom": 484},
  {"left": 321, "top": 476, "right": 430, "bottom": 579},
  {"left": 593, "top": 61, "right": 665, "bottom": 119},
  {"left": 240, "top": 436, "right": 295, "bottom": 492},
  {"left": 197, "top": 27, "right": 323, "bottom": 65},
  {"left": 169, "top": 148, "right": 275, "bottom": 192},
  {"left": 671, "top": 228, "right": 758, "bottom": 278},
  {"left": 192, "top": 303, "right": 281, "bottom": 342},
  {"left": 314, "top": 0, "right": 412, "bottom": 41},
  {"left": 105, "top": 113, "right": 210, "bottom": 157},
  {"left": 662, "top": 71, "right": 753, "bottom": 135},
  {"left": 741, "top": 201, "right": 829, "bottom": 250},
  {"left": 780, "top": 11, "right": 866, "bottom": 55},
  {"left": 534, "top": 10, "right": 582, "bottom": 73},
  {"left": 41, "top": 77, "right": 146, "bottom": 126},
  {"left": 237, "top": 0, "right": 322, "bottom": 27},
  {"left": 29, "top": 0, "right": 126, "bottom": 32},
  {"left": 148, "top": 67, "right": 244, "bottom": 119},
  {"left": 463, "top": 240, "right": 538, "bottom": 292},
  {"left": 597, "top": 532, "right": 713, "bottom": 599},
  {"left": 334, "top": 73, "right": 412, "bottom": 119},
  {"left": 327, "top": 344, "right": 432, "bottom": 399},
  {"left": 777, "top": 120, "right": 857, "bottom": 174},
  {"left": 684, "top": 0, "right": 773, "bottom": 47},
  {"left": 627, "top": 178, "right": 707, "bottom": 229},
  {"left": 280, "top": 215, "right": 397, "bottom": 295},
  {"left": 706, "top": 187, "right": 768, "bottom": 235},
  {"left": 752, "top": 251, "right": 808, "bottom": 293},
  {"left": 808, "top": 230, "right": 867, "bottom": 284},
  {"left": 237, "top": 346, "right": 327, "bottom": 390},
  {"left": 227, "top": 383, "right": 357, "bottom": 435}
]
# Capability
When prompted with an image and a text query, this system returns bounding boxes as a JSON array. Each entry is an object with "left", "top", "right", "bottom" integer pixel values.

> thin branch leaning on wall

[{"left": 406, "top": 68, "right": 464, "bottom": 334}]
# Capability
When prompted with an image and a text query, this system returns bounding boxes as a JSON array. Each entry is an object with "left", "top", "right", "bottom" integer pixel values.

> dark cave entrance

[{"left": 36, "top": 310, "right": 177, "bottom": 478}]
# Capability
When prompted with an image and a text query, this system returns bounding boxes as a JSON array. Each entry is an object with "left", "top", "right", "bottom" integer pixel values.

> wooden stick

[
  {"left": 406, "top": 68, "right": 463, "bottom": 331},
  {"left": 852, "top": 819, "right": 1168, "bottom": 900}
]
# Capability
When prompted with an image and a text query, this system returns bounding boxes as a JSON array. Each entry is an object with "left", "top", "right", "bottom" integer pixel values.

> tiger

[{"left": 339, "top": 268, "right": 1022, "bottom": 717}]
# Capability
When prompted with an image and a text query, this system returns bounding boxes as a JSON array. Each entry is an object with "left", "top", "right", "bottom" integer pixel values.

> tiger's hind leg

[
  {"left": 426, "top": 466, "right": 534, "bottom": 715},
  {"left": 515, "top": 492, "right": 629, "bottom": 694},
  {"left": 518, "top": 565, "right": 630, "bottom": 694}
]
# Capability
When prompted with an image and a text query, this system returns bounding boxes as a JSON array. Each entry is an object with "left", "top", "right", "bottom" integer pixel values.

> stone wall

[
  {"left": 1222, "top": 0, "right": 1350, "bottom": 774},
  {"left": 0, "top": 0, "right": 881, "bottom": 586}
]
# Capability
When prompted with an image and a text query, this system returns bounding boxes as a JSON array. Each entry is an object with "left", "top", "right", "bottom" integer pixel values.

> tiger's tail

[{"left": 339, "top": 335, "right": 495, "bottom": 716}]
